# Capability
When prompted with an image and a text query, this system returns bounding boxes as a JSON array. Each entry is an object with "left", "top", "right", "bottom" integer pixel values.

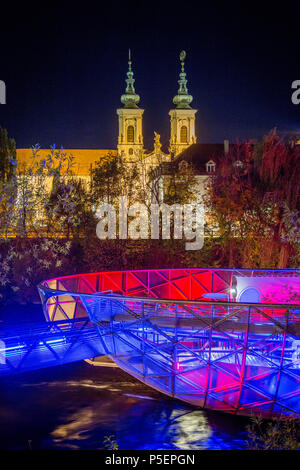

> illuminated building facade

[{"left": 15, "top": 51, "right": 222, "bottom": 193}]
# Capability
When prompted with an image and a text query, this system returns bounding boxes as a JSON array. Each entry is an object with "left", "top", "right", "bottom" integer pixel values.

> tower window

[
  {"left": 180, "top": 125, "right": 188, "bottom": 143},
  {"left": 127, "top": 125, "right": 134, "bottom": 143},
  {"left": 129, "top": 148, "right": 133, "bottom": 155}
]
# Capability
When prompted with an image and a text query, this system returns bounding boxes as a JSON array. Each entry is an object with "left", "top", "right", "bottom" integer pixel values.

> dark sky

[{"left": 0, "top": 1, "right": 299, "bottom": 151}]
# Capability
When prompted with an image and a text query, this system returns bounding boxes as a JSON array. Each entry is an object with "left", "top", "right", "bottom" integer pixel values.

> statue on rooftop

[{"left": 154, "top": 131, "right": 162, "bottom": 153}]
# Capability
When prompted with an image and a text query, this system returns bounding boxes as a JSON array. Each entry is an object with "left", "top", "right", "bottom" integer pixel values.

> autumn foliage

[{"left": 205, "top": 130, "right": 300, "bottom": 268}]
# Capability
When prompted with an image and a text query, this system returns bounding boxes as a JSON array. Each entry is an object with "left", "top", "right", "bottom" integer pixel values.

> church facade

[{"left": 16, "top": 51, "right": 228, "bottom": 202}]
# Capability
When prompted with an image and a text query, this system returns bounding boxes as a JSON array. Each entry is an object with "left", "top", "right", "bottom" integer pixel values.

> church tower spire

[
  {"left": 117, "top": 50, "right": 144, "bottom": 160},
  {"left": 120, "top": 49, "right": 140, "bottom": 108},
  {"left": 169, "top": 51, "right": 197, "bottom": 157},
  {"left": 173, "top": 50, "right": 193, "bottom": 109}
]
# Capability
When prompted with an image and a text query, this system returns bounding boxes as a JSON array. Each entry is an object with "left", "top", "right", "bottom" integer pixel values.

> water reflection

[{"left": 0, "top": 362, "right": 248, "bottom": 450}]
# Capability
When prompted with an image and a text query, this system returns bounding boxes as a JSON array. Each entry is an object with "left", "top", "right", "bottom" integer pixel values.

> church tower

[
  {"left": 169, "top": 51, "right": 197, "bottom": 157},
  {"left": 117, "top": 50, "right": 144, "bottom": 160}
]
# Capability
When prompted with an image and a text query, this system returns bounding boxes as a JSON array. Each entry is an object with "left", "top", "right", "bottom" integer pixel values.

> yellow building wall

[{"left": 16, "top": 149, "right": 118, "bottom": 176}]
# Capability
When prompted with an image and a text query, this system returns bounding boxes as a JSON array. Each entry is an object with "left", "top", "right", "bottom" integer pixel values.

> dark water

[{"left": 0, "top": 361, "right": 249, "bottom": 450}]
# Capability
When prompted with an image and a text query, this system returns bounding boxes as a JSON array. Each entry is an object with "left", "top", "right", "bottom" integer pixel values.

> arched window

[
  {"left": 180, "top": 125, "right": 188, "bottom": 143},
  {"left": 206, "top": 160, "right": 216, "bottom": 173},
  {"left": 127, "top": 125, "right": 134, "bottom": 143}
]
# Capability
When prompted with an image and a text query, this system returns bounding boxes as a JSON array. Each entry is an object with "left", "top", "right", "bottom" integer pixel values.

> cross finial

[
  {"left": 180, "top": 50, "right": 186, "bottom": 71},
  {"left": 128, "top": 49, "right": 132, "bottom": 70}
]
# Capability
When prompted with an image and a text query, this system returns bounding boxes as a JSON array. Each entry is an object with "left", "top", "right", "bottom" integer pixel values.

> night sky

[{"left": 0, "top": 1, "right": 299, "bottom": 151}]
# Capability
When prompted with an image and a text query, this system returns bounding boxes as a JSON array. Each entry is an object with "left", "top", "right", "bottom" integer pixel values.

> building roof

[
  {"left": 17, "top": 148, "right": 117, "bottom": 176},
  {"left": 174, "top": 143, "right": 228, "bottom": 173}
]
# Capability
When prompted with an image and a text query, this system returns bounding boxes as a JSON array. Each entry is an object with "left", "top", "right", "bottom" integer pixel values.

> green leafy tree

[
  {"left": 162, "top": 160, "right": 197, "bottom": 206},
  {"left": 46, "top": 177, "right": 93, "bottom": 239},
  {"left": 0, "top": 128, "right": 17, "bottom": 239},
  {"left": 91, "top": 152, "right": 139, "bottom": 207},
  {"left": 103, "top": 435, "right": 119, "bottom": 450},
  {"left": 147, "top": 158, "right": 197, "bottom": 250},
  {"left": 0, "top": 127, "right": 16, "bottom": 182}
]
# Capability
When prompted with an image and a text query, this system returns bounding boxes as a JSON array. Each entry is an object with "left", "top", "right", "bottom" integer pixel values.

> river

[{"left": 0, "top": 360, "right": 249, "bottom": 450}]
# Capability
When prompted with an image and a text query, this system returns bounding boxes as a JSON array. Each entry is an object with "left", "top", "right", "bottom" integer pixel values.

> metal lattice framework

[
  {"left": 0, "top": 318, "right": 104, "bottom": 376},
  {"left": 37, "top": 268, "right": 300, "bottom": 418}
]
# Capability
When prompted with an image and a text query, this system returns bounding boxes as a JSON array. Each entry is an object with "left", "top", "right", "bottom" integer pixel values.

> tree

[
  {"left": 205, "top": 130, "right": 300, "bottom": 268},
  {"left": 252, "top": 130, "right": 300, "bottom": 267},
  {"left": 0, "top": 145, "right": 77, "bottom": 304},
  {"left": 90, "top": 152, "right": 139, "bottom": 208},
  {"left": 161, "top": 160, "right": 197, "bottom": 206},
  {"left": 246, "top": 416, "right": 300, "bottom": 450},
  {"left": 46, "top": 176, "right": 93, "bottom": 239},
  {"left": 13, "top": 145, "right": 76, "bottom": 237},
  {"left": 0, "top": 127, "right": 16, "bottom": 182},
  {"left": 0, "top": 128, "right": 17, "bottom": 239}
]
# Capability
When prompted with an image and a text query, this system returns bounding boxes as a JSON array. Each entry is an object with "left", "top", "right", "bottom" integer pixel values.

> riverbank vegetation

[{"left": 246, "top": 416, "right": 300, "bottom": 450}]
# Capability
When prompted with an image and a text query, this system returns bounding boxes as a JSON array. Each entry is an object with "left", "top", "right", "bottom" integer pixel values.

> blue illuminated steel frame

[
  {"left": 38, "top": 268, "right": 300, "bottom": 418},
  {"left": 0, "top": 318, "right": 104, "bottom": 376}
]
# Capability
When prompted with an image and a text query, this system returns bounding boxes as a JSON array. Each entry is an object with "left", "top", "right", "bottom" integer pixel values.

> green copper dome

[
  {"left": 173, "top": 50, "right": 193, "bottom": 109},
  {"left": 121, "top": 49, "right": 140, "bottom": 108}
]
